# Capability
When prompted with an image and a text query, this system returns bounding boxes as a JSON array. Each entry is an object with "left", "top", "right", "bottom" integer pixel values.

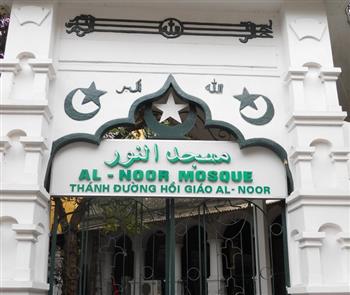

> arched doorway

[{"left": 48, "top": 75, "right": 292, "bottom": 295}]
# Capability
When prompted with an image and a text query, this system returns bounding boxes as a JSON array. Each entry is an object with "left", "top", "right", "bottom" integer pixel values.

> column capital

[
  {"left": 28, "top": 59, "right": 56, "bottom": 80},
  {"left": 337, "top": 232, "right": 350, "bottom": 249},
  {"left": 294, "top": 232, "right": 325, "bottom": 249},
  {"left": 286, "top": 111, "right": 347, "bottom": 131},
  {"left": 20, "top": 136, "right": 48, "bottom": 154},
  {"left": 330, "top": 148, "right": 350, "bottom": 163},
  {"left": 0, "top": 136, "right": 12, "bottom": 154},
  {"left": 289, "top": 146, "right": 315, "bottom": 164},
  {"left": 12, "top": 224, "right": 42, "bottom": 242},
  {"left": 0, "top": 59, "right": 21, "bottom": 74},
  {"left": 284, "top": 67, "right": 308, "bottom": 82},
  {"left": 319, "top": 67, "right": 342, "bottom": 82}
]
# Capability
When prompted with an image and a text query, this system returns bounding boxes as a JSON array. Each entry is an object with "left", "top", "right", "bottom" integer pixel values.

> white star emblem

[{"left": 153, "top": 93, "right": 188, "bottom": 123}]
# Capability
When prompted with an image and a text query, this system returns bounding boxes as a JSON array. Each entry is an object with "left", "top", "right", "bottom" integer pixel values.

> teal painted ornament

[
  {"left": 64, "top": 82, "right": 107, "bottom": 121},
  {"left": 234, "top": 87, "right": 274, "bottom": 125}
]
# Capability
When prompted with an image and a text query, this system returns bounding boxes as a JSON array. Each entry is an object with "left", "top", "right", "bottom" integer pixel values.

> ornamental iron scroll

[{"left": 65, "top": 15, "right": 273, "bottom": 43}]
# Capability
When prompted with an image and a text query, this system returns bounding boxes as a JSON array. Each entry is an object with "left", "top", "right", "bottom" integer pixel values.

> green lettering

[
  {"left": 264, "top": 186, "right": 271, "bottom": 194},
  {"left": 79, "top": 169, "right": 90, "bottom": 181},
  {"left": 178, "top": 171, "right": 194, "bottom": 182},
  {"left": 208, "top": 171, "right": 218, "bottom": 182},
  {"left": 195, "top": 170, "right": 206, "bottom": 182},
  {"left": 219, "top": 171, "right": 230, "bottom": 183},
  {"left": 119, "top": 170, "right": 131, "bottom": 181},
  {"left": 92, "top": 169, "right": 101, "bottom": 181},
  {"left": 158, "top": 170, "right": 169, "bottom": 182},
  {"left": 238, "top": 186, "right": 245, "bottom": 194},
  {"left": 133, "top": 170, "right": 144, "bottom": 181},
  {"left": 231, "top": 171, "right": 242, "bottom": 183},
  {"left": 216, "top": 186, "right": 224, "bottom": 194},
  {"left": 146, "top": 170, "right": 156, "bottom": 181},
  {"left": 244, "top": 171, "right": 253, "bottom": 183}
]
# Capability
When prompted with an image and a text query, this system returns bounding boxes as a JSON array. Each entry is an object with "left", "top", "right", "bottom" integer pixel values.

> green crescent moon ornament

[
  {"left": 64, "top": 82, "right": 107, "bottom": 121},
  {"left": 234, "top": 87, "right": 275, "bottom": 125}
]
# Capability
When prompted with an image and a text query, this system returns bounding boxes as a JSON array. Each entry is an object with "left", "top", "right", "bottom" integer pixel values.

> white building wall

[{"left": 0, "top": 1, "right": 349, "bottom": 295}]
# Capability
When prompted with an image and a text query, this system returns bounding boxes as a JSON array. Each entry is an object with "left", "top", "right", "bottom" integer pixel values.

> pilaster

[
  {"left": 281, "top": 1, "right": 350, "bottom": 294},
  {"left": 0, "top": 1, "right": 56, "bottom": 295},
  {"left": 337, "top": 233, "right": 350, "bottom": 283}
]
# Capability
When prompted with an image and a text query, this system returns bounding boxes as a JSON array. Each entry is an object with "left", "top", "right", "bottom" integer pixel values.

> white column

[
  {"left": 28, "top": 60, "right": 55, "bottom": 101},
  {"left": 284, "top": 68, "right": 308, "bottom": 111},
  {"left": 253, "top": 200, "right": 272, "bottom": 295},
  {"left": 319, "top": 69, "right": 342, "bottom": 112},
  {"left": 207, "top": 238, "right": 225, "bottom": 295},
  {"left": 330, "top": 149, "right": 350, "bottom": 191},
  {"left": 294, "top": 232, "right": 325, "bottom": 285},
  {"left": 289, "top": 147, "right": 315, "bottom": 191},
  {"left": 337, "top": 233, "right": 350, "bottom": 284},
  {"left": 130, "top": 236, "right": 144, "bottom": 295},
  {"left": 12, "top": 224, "right": 41, "bottom": 281},
  {"left": 20, "top": 136, "right": 48, "bottom": 184},
  {"left": 281, "top": 2, "right": 350, "bottom": 294},
  {"left": 175, "top": 243, "right": 182, "bottom": 295},
  {"left": 0, "top": 2, "right": 57, "bottom": 295}
]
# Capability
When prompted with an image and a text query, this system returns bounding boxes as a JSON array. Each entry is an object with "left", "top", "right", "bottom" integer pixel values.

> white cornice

[
  {"left": 0, "top": 184, "right": 50, "bottom": 208},
  {"left": 12, "top": 224, "right": 42, "bottom": 242},
  {"left": 28, "top": 59, "right": 56, "bottom": 80},
  {"left": 0, "top": 59, "right": 21, "bottom": 74},
  {"left": 294, "top": 231, "right": 325, "bottom": 249},
  {"left": 287, "top": 189, "right": 350, "bottom": 212},
  {"left": 19, "top": 136, "right": 48, "bottom": 154},
  {"left": 0, "top": 100, "right": 53, "bottom": 122},
  {"left": 330, "top": 147, "right": 350, "bottom": 162},
  {"left": 286, "top": 111, "right": 347, "bottom": 131},
  {"left": 289, "top": 146, "right": 315, "bottom": 164},
  {"left": 284, "top": 67, "right": 308, "bottom": 82},
  {"left": 319, "top": 67, "right": 342, "bottom": 82}
]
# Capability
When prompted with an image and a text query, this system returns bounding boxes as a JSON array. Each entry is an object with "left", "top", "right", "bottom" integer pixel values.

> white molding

[
  {"left": 319, "top": 67, "right": 342, "bottom": 82},
  {"left": 288, "top": 285, "right": 350, "bottom": 294},
  {"left": 337, "top": 232, "right": 350, "bottom": 249},
  {"left": 0, "top": 280, "right": 49, "bottom": 292},
  {"left": 330, "top": 148, "right": 350, "bottom": 163},
  {"left": 28, "top": 59, "right": 56, "bottom": 80},
  {"left": 20, "top": 136, "right": 48, "bottom": 154},
  {"left": 284, "top": 67, "right": 308, "bottom": 82},
  {"left": 12, "top": 224, "right": 42, "bottom": 242},
  {"left": 0, "top": 184, "right": 50, "bottom": 208},
  {"left": 58, "top": 60, "right": 281, "bottom": 77},
  {"left": 0, "top": 100, "right": 53, "bottom": 122},
  {"left": 0, "top": 136, "right": 11, "bottom": 153},
  {"left": 286, "top": 111, "right": 347, "bottom": 131},
  {"left": 286, "top": 190, "right": 350, "bottom": 212},
  {"left": 294, "top": 231, "right": 325, "bottom": 248},
  {"left": 0, "top": 59, "right": 21, "bottom": 74},
  {"left": 289, "top": 146, "right": 315, "bottom": 164}
]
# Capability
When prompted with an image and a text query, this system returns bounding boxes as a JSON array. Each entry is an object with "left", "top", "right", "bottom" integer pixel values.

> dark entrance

[{"left": 49, "top": 198, "right": 288, "bottom": 295}]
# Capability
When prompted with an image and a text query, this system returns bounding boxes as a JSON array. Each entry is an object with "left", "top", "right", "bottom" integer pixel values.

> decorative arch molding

[{"left": 45, "top": 75, "right": 294, "bottom": 194}]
